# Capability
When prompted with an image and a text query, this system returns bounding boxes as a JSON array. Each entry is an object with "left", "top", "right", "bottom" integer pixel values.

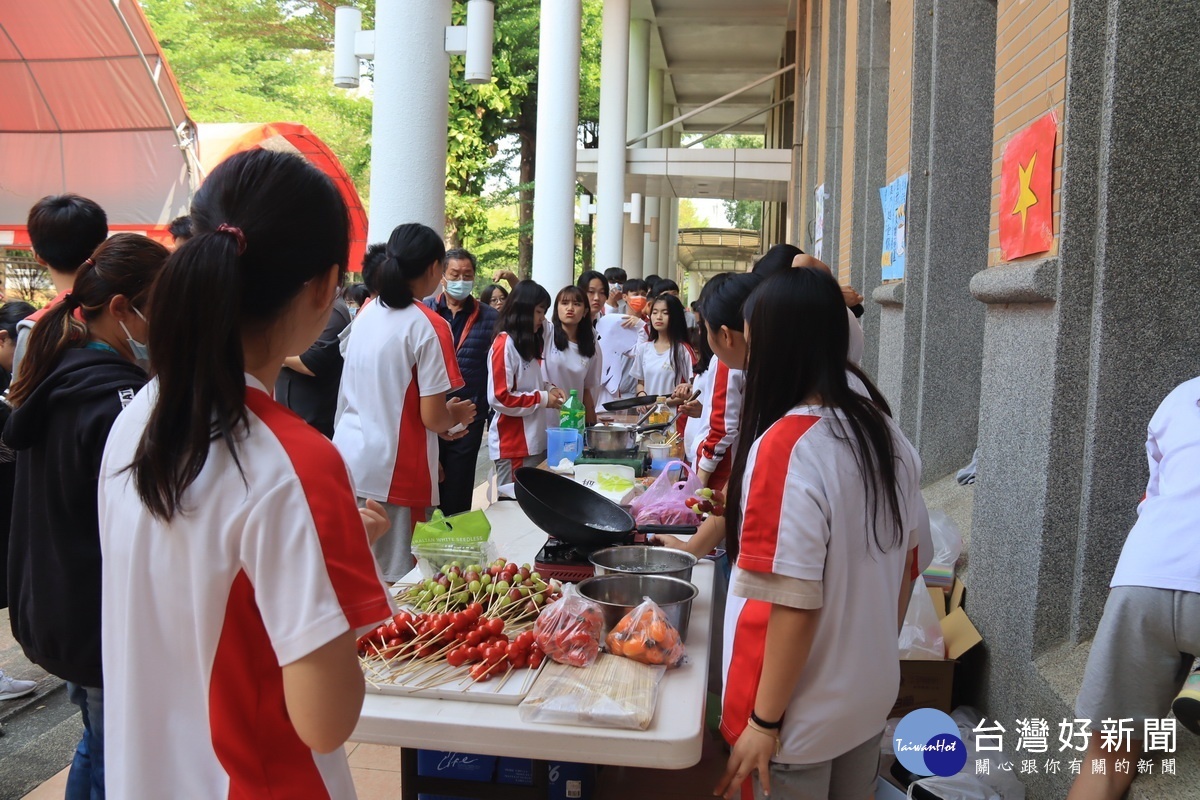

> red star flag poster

[{"left": 999, "top": 113, "right": 1057, "bottom": 260}]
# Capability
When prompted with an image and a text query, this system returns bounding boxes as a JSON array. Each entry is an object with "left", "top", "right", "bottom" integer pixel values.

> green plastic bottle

[{"left": 560, "top": 389, "right": 586, "bottom": 432}]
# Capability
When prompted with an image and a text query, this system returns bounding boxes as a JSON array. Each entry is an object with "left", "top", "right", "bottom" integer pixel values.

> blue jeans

[{"left": 65, "top": 682, "right": 105, "bottom": 800}]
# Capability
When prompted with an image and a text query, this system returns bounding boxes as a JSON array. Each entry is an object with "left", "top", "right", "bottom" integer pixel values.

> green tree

[
  {"left": 694, "top": 133, "right": 765, "bottom": 232},
  {"left": 677, "top": 199, "right": 710, "bottom": 229},
  {"left": 143, "top": 0, "right": 375, "bottom": 201}
]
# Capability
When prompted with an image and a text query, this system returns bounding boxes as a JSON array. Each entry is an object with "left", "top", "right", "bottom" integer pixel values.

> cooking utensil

[
  {"left": 589, "top": 546, "right": 697, "bottom": 582},
  {"left": 576, "top": 574, "right": 698, "bottom": 641},
  {"left": 601, "top": 389, "right": 700, "bottom": 413},
  {"left": 584, "top": 424, "right": 639, "bottom": 454},
  {"left": 514, "top": 467, "right": 635, "bottom": 548}
]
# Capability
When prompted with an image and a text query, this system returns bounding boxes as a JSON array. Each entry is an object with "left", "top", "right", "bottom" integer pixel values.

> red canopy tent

[
  {"left": 1, "top": 1, "right": 367, "bottom": 271},
  {"left": 198, "top": 123, "right": 369, "bottom": 273},
  {"left": 0, "top": 0, "right": 196, "bottom": 247}
]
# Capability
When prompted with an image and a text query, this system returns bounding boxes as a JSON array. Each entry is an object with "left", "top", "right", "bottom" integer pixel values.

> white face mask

[
  {"left": 445, "top": 279, "right": 474, "bottom": 301},
  {"left": 118, "top": 307, "right": 150, "bottom": 370}
]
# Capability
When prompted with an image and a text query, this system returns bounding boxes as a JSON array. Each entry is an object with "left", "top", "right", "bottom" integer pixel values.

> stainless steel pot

[
  {"left": 585, "top": 424, "right": 638, "bottom": 453},
  {"left": 576, "top": 574, "right": 698, "bottom": 641},
  {"left": 589, "top": 545, "right": 697, "bottom": 582}
]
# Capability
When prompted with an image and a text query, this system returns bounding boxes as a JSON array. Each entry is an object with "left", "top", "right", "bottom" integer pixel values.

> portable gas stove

[
  {"left": 574, "top": 447, "right": 647, "bottom": 476},
  {"left": 534, "top": 535, "right": 647, "bottom": 583}
]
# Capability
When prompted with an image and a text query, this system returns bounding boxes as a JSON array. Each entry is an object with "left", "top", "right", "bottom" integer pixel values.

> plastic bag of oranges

[{"left": 605, "top": 597, "right": 687, "bottom": 668}]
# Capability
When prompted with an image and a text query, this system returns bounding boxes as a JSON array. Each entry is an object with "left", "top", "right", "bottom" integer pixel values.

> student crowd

[{"left": 0, "top": 149, "right": 1193, "bottom": 800}]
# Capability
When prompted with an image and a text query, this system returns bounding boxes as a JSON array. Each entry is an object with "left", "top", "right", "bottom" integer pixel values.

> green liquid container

[{"left": 560, "top": 389, "right": 586, "bottom": 432}]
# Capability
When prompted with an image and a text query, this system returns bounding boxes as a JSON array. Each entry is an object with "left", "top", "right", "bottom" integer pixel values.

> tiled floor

[{"left": 22, "top": 735, "right": 729, "bottom": 800}]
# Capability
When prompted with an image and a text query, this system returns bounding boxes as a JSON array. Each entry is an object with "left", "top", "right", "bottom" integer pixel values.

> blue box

[
  {"left": 416, "top": 750, "right": 497, "bottom": 783},
  {"left": 549, "top": 761, "right": 596, "bottom": 800},
  {"left": 497, "top": 757, "right": 535, "bottom": 786}
]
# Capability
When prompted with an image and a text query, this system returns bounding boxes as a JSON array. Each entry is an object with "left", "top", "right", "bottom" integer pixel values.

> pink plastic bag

[{"left": 630, "top": 461, "right": 703, "bottom": 527}]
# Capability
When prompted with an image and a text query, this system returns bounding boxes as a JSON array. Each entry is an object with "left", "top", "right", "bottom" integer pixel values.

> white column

[
  {"left": 595, "top": 0, "right": 631, "bottom": 276},
  {"left": 688, "top": 270, "right": 701, "bottom": 302},
  {"left": 622, "top": 17, "right": 651, "bottom": 279},
  {"left": 531, "top": 0, "right": 582, "bottom": 291},
  {"left": 660, "top": 197, "right": 678, "bottom": 277},
  {"left": 642, "top": 67, "right": 664, "bottom": 276},
  {"left": 367, "top": 0, "right": 452, "bottom": 240}
]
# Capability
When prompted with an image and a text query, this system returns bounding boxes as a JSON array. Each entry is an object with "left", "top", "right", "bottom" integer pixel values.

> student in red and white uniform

[
  {"left": 489, "top": 280, "right": 565, "bottom": 483},
  {"left": 334, "top": 223, "right": 475, "bottom": 581},
  {"left": 543, "top": 285, "right": 602, "bottom": 429},
  {"left": 663, "top": 267, "right": 925, "bottom": 800},
  {"left": 97, "top": 150, "right": 394, "bottom": 799},
  {"left": 689, "top": 273, "right": 761, "bottom": 491},
  {"left": 632, "top": 293, "right": 695, "bottom": 400}
]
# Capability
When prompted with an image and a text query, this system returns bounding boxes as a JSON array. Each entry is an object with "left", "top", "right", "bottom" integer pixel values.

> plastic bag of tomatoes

[
  {"left": 533, "top": 585, "right": 605, "bottom": 668},
  {"left": 605, "top": 597, "right": 687, "bottom": 668}
]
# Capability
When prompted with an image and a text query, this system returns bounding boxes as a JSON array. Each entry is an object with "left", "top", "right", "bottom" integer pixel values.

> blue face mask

[
  {"left": 445, "top": 279, "right": 474, "bottom": 301},
  {"left": 118, "top": 307, "right": 150, "bottom": 370}
]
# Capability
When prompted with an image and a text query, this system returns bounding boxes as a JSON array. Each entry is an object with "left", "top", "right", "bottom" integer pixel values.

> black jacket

[
  {"left": 276, "top": 298, "right": 351, "bottom": 438},
  {"left": 4, "top": 347, "right": 148, "bottom": 687},
  {"left": 424, "top": 294, "right": 498, "bottom": 409}
]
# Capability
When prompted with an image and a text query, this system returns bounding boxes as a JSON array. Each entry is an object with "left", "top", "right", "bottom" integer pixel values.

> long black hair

[
  {"left": 699, "top": 271, "right": 763, "bottom": 336},
  {"left": 576, "top": 270, "right": 607, "bottom": 299},
  {"left": 376, "top": 223, "right": 444, "bottom": 309},
  {"left": 496, "top": 280, "right": 551, "bottom": 363},
  {"left": 131, "top": 148, "right": 350, "bottom": 520},
  {"left": 752, "top": 243, "right": 803, "bottom": 278},
  {"left": 9, "top": 234, "right": 169, "bottom": 407},
  {"left": 726, "top": 268, "right": 903, "bottom": 561},
  {"left": 551, "top": 285, "right": 597, "bottom": 358},
  {"left": 648, "top": 293, "right": 691, "bottom": 384},
  {"left": 692, "top": 274, "right": 734, "bottom": 375}
]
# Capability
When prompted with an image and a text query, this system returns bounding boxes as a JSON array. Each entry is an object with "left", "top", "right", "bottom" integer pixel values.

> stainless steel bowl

[
  {"left": 575, "top": 574, "right": 698, "bottom": 642},
  {"left": 589, "top": 545, "right": 697, "bottom": 583},
  {"left": 585, "top": 424, "right": 638, "bottom": 453}
]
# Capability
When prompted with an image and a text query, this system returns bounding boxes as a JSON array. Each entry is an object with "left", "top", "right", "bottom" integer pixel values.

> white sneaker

[{"left": 0, "top": 671, "right": 37, "bottom": 700}]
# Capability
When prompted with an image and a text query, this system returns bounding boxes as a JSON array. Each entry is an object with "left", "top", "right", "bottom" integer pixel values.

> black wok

[{"left": 514, "top": 467, "right": 635, "bottom": 548}]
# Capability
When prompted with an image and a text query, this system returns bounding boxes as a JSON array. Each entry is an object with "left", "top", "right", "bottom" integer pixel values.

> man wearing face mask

[{"left": 424, "top": 248, "right": 498, "bottom": 515}]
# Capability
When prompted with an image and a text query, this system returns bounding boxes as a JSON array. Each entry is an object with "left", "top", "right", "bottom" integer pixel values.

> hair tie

[
  {"left": 216, "top": 223, "right": 247, "bottom": 255},
  {"left": 83, "top": 257, "right": 95, "bottom": 267},
  {"left": 63, "top": 292, "right": 81, "bottom": 311}
]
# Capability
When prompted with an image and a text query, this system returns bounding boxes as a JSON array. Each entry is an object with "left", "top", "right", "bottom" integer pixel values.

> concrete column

[
  {"left": 659, "top": 197, "right": 677, "bottom": 278},
  {"left": 642, "top": 67, "right": 664, "bottom": 276},
  {"left": 595, "top": 0, "right": 630, "bottom": 275},
  {"left": 367, "top": 0, "right": 451, "bottom": 239},
  {"left": 531, "top": 0, "right": 582, "bottom": 291},
  {"left": 965, "top": 3, "right": 1200, "bottom": 796},
  {"left": 621, "top": 18, "right": 651, "bottom": 279},
  {"left": 847, "top": 0, "right": 890, "bottom": 377},
  {"left": 870, "top": 0, "right": 993, "bottom": 481},
  {"left": 687, "top": 270, "right": 700, "bottom": 303}
]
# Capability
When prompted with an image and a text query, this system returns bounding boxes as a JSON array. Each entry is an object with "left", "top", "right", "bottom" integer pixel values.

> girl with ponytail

[
  {"left": 4, "top": 232, "right": 169, "bottom": 798},
  {"left": 334, "top": 222, "right": 476, "bottom": 582},
  {"left": 96, "top": 149, "right": 395, "bottom": 799}
]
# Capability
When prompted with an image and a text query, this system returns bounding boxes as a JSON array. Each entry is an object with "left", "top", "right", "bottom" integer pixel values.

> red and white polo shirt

[
  {"left": 99, "top": 376, "right": 394, "bottom": 799},
  {"left": 691, "top": 358, "right": 744, "bottom": 490},
  {"left": 722, "top": 405, "right": 922, "bottom": 764},
  {"left": 334, "top": 298, "right": 464, "bottom": 507},
  {"left": 488, "top": 332, "right": 550, "bottom": 461}
]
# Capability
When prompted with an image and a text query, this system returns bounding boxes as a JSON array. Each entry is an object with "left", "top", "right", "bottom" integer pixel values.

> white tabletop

[{"left": 351, "top": 499, "right": 715, "bottom": 770}]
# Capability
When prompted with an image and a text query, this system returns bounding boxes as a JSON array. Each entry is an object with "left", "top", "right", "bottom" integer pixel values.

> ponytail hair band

[
  {"left": 216, "top": 223, "right": 247, "bottom": 255},
  {"left": 63, "top": 292, "right": 81, "bottom": 311}
]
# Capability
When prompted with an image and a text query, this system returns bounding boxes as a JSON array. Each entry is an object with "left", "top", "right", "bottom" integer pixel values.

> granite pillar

[
  {"left": 870, "top": 0, "right": 995, "bottom": 482},
  {"left": 847, "top": 0, "right": 890, "bottom": 378},
  {"left": 967, "top": 1, "right": 1200, "bottom": 795}
]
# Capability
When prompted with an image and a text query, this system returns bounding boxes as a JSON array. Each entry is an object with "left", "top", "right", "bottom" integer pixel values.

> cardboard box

[
  {"left": 496, "top": 757, "right": 535, "bottom": 786},
  {"left": 416, "top": 750, "right": 497, "bottom": 783},
  {"left": 890, "top": 578, "right": 983, "bottom": 718},
  {"left": 549, "top": 761, "right": 597, "bottom": 800}
]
